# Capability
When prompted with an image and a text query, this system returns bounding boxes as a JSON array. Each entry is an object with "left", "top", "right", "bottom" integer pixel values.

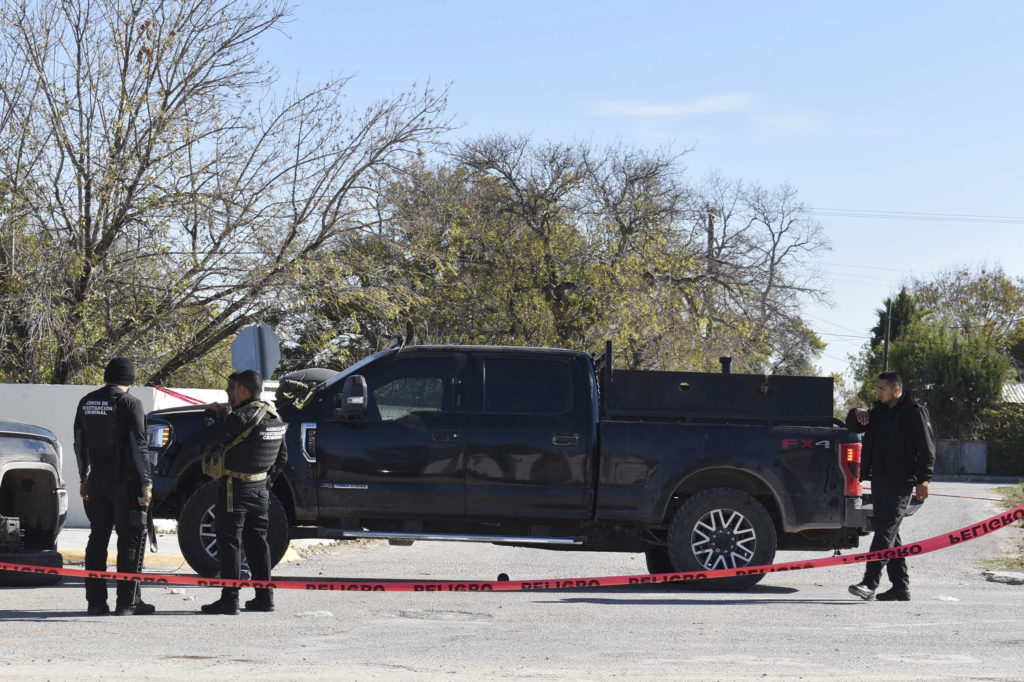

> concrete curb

[
  {"left": 60, "top": 549, "right": 188, "bottom": 569},
  {"left": 59, "top": 545, "right": 307, "bottom": 570}
]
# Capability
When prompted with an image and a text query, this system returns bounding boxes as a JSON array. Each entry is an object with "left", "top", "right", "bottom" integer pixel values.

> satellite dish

[{"left": 231, "top": 324, "right": 281, "bottom": 378}]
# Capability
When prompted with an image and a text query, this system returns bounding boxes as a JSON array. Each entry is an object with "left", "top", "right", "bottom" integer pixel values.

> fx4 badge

[{"left": 781, "top": 439, "right": 831, "bottom": 450}]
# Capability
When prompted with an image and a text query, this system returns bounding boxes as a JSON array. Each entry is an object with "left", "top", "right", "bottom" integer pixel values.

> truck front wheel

[
  {"left": 667, "top": 488, "right": 776, "bottom": 591},
  {"left": 0, "top": 549, "right": 63, "bottom": 586},
  {"left": 177, "top": 480, "right": 290, "bottom": 577}
]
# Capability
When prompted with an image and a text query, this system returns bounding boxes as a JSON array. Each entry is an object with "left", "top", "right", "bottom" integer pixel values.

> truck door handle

[
  {"left": 431, "top": 429, "right": 459, "bottom": 442},
  {"left": 552, "top": 433, "right": 580, "bottom": 446}
]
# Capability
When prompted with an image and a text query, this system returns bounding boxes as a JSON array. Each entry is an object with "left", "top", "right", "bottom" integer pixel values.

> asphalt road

[{"left": 1, "top": 480, "right": 1022, "bottom": 681}]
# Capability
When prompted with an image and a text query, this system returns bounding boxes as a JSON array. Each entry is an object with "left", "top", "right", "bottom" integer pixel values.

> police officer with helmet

[
  {"left": 75, "top": 356, "right": 155, "bottom": 616},
  {"left": 201, "top": 369, "right": 288, "bottom": 615}
]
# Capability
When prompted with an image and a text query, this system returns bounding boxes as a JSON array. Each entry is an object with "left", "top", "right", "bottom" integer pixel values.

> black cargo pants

[
  {"left": 84, "top": 475, "right": 147, "bottom": 609},
  {"left": 860, "top": 483, "right": 914, "bottom": 591},
  {"left": 215, "top": 478, "right": 271, "bottom": 599}
]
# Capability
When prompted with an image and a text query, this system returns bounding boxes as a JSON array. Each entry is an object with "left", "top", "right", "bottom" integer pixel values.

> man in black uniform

[
  {"left": 201, "top": 369, "right": 288, "bottom": 615},
  {"left": 75, "top": 356, "right": 155, "bottom": 616},
  {"left": 846, "top": 370, "right": 935, "bottom": 602}
]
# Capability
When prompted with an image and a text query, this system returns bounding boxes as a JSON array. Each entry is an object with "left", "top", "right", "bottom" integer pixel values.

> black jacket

[
  {"left": 846, "top": 395, "right": 936, "bottom": 486},
  {"left": 73, "top": 385, "right": 150, "bottom": 486}
]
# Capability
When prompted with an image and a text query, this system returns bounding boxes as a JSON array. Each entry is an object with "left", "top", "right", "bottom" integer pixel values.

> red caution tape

[
  {"left": 152, "top": 385, "right": 205, "bottom": 406},
  {"left": 4, "top": 503, "right": 1022, "bottom": 592}
]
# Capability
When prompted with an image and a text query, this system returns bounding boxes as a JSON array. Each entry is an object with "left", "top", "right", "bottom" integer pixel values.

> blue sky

[{"left": 262, "top": 1, "right": 1024, "bottom": 377}]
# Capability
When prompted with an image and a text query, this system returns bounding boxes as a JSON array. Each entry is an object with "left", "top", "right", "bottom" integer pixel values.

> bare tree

[
  {"left": 0, "top": 0, "right": 450, "bottom": 384},
  {"left": 686, "top": 173, "right": 830, "bottom": 372}
]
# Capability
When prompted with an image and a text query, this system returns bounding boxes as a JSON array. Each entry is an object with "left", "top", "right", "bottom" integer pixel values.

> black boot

[
  {"left": 115, "top": 601, "right": 155, "bottom": 616},
  {"left": 876, "top": 587, "right": 911, "bottom": 601},
  {"left": 244, "top": 588, "right": 275, "bottom": 612},
  {"left": 201, "top": 591, "right": 239, "bottom": 615}
]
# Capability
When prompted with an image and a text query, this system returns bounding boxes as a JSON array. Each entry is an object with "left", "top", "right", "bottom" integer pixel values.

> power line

[
  {"left": 808, "top": 208, "right": 1024, "bottom": 224},
  {"left": 802, "top": 312, "right": 867, "bottom": 336},
  {"left": 814, "top": 329, "right": 868, "bottom": 342},
  {"left": 819, "top": 261, "right": 936, "bottom": 273}
]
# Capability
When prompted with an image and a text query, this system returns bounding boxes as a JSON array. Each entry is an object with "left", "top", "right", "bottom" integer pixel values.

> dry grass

[{"left": 980, "top": 483, "right": 1024, "bottom": 571}]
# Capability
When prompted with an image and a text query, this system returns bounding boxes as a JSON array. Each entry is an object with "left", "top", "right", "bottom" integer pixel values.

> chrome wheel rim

[
  {"left": 199, "top": 504, "right": 250, "bottom": 573},
  {"left": 200, "top": 505, "right": 218, "bottom": 559},
  {"left": 690, "top": 507, "right": 756, "bottom": 570}
]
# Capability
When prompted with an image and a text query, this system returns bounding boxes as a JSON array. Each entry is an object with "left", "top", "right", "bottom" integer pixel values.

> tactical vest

[
  {"left": 221, "top": 401, "right": 287, "bottom": 475},
  {"left": 78, "top": 386, "right": 127, "bottom": 479}
]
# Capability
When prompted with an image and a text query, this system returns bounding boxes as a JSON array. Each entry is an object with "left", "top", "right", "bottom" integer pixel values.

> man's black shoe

[
  {"left": 848, "top": 583, "right": 875, "bottom": 600},
  {"left": 201, "top": 596, "right": 240, "bottom": 615},
  {"left": 115, "top": 601, "right": 155, "bottom": 616},
  {"left": 244, "top": 597, "right": 275, "bottom": 612},
  {"left": 875, "top": 588, "right": 911, "bottom": 601},
  {"left": 86, "top": 603, "right": 110, "bottom": 616}
]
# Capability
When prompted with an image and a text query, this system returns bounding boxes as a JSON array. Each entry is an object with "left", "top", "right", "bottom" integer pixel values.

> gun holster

[{"left": 130, "top": 509, "right": 147, "bottom": 529}]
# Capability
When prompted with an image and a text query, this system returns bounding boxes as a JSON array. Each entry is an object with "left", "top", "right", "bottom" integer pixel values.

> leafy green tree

[
  {"left": 911, "top": 265, "right": 1024, "bottom": 381},
  {"left": 851, "top": 288, "right": 924, "bottom": 405},
  {"left": 887, "top": 322, "right": 1010, "bottom": 438},
  {"left": 281, "top": 138, "right": 831, "bottom": 376},
  {"left": 869, "top": 287, "right": 924, "bottom": 349},
  {"left": 912, "top": 265, "right": 1024, "bottom": 343},
  {"left": 978, "top": 405, "right": 1024, "bottom": 475}
]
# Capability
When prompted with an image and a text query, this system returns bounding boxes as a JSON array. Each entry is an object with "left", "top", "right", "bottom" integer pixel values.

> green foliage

[
  {"left": 912, "top": 265, "right": 1024, "bottom": 344},
  {"left": 887, "top": 322, "right": 1010, "bottom": 438},
  {"left": 869, "top": 288, "right": 923, "bottom": 349},
  {"left": 981, "top": 407, "right": 1024, "bottom": 476},
  {"left": 282, "top": 141, "right": 831, "bottom": 376},
  {"left": 851, "top": 288, "right": 924, "bottom": 406},
  {"left": 1007, "top": 328, "right": 1024, "bottom": 380}
]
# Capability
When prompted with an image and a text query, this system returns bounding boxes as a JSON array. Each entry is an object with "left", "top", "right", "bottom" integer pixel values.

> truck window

[
  {"left": 483, "top": 357, "right": 572, "bottom": 414},
  {"left": 374, "top": 377, "right": 444, "bottom": 421},
  {"left": 366, "top": 356, "right": 454, "bottom": 422}
]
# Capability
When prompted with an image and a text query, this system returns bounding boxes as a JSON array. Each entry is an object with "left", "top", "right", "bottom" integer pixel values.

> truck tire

[
  {"left": 667, "top": 487, "right": 776, "bottom": 591},
  {"left": 177, "top": 480, "right": 290, "bottom": 577},
  {"left": 0, "top": 549, "right": 64, "bottom": 586}
]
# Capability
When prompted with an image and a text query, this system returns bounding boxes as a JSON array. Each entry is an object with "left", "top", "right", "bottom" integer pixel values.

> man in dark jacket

[
  {"left": 846, "top": 370, "right": 935, "bottom": 601},
  {"left": 75, "top": 357, "right": 155, "bottom": 616},
  {"left": 200, "top": 369, "right": 288, "bottom": 615}
]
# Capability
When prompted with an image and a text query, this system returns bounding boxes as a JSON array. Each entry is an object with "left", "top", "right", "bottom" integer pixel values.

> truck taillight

[{"left": 839, "top": 442, "right": 862, "bottom": 497}]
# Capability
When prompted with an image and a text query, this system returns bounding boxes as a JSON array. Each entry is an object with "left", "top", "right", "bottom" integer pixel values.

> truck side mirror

[{"left": 333, "top": 375, "right": 368, "bottom": 421}]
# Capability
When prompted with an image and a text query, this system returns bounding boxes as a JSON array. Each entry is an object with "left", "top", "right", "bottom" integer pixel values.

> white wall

[{"left": 0, "top": 384, "right": 222, "bottom": 527}]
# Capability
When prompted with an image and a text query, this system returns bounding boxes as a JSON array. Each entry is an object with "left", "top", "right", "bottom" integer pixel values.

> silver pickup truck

[{"left": 0, "top": 419, "right": 68, "bottom": 586}]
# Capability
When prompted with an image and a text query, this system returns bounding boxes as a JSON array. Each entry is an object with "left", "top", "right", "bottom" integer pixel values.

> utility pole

[
  {"left": 704, "top": 205, "right": 716, "bottom": 344},
  {"left": 881, "top": 300, "right": 892, "bottom": 371}
]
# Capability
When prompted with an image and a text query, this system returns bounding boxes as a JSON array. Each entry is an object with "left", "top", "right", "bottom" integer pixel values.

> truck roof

[{"left": 400, "top": 344, "right": 590, "bottom": 358}]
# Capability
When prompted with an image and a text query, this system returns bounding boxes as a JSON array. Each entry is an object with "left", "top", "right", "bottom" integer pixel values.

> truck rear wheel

[
  {"left": 178, "top": 480, "right": 290, "bottom": 577},
  {"left": 667, "top": 488, "right": 776, "bottom": 591}
]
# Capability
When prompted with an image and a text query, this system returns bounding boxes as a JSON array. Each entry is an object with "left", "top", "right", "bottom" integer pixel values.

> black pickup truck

[{"left": 147, "top": 342, "right": 884, "bottom": 589}]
